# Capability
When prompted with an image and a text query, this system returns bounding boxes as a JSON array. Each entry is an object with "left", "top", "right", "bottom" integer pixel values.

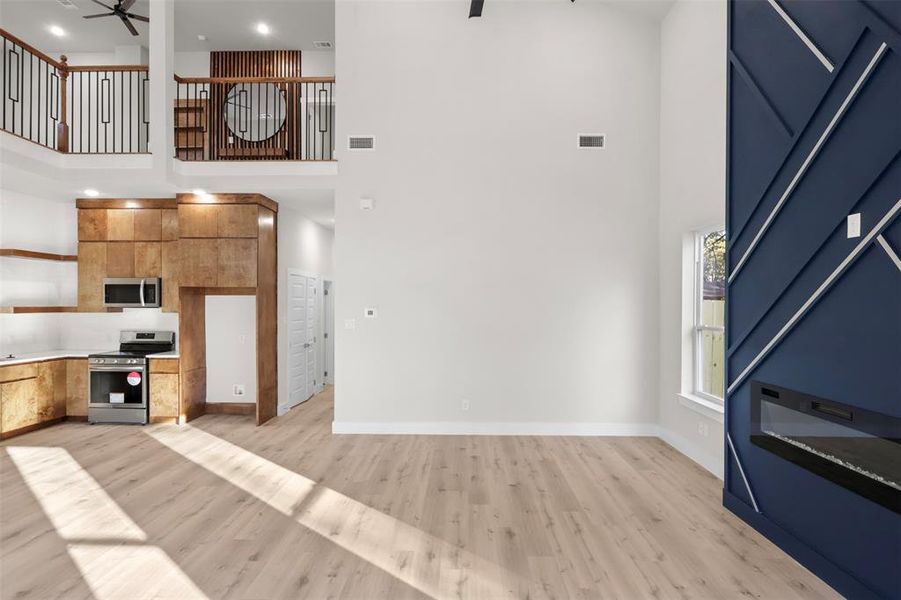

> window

[{"left": 694, "top": 228, "right": 726, "bottom": 403}]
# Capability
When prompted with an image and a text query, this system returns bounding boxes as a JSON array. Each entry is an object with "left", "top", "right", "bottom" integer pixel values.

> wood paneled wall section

[
  {"left": 209, "top": 50, "right": 302, "bottom": 160},
  {"left": 178, "top": 289, "right": 207, "bottom": 422},
  {"left": 210, "top": 51, "right": 301, "bottom": 78},
  {"left": 256, "top": 206, "right": 278, "bottom": 425},
  {"left": 175, "top": 193, "right": 278, "bottom": 425}
]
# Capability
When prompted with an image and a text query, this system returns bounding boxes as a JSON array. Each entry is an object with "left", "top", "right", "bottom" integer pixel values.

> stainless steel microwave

[{"left": 103, "top": 278, "right": 161, "bottom": 308}]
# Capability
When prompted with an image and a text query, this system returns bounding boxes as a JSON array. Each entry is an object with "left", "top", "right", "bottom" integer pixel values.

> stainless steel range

[{"left": 88, "top": 330, "right": 175, "bottom": 425}]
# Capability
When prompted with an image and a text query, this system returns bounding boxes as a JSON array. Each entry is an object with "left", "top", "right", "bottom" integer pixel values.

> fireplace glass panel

[{"left": 760, "top": 399, "right": 900, "bottom": 493}]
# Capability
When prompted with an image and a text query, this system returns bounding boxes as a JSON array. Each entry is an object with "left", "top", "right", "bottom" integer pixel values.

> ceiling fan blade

[
  {"left": 90, "top": 0, "right": 116, "bottom": 10},
  {"left": 120, "top": 0, "right": 137, "bottom": 11},
  {"left": 469, "top": 0, "right": 484, "bottom": 18},
  {"left": 119, "top": 15, "right": 139, "bottom": 36},
  {"left": 125, "top": 13, "right": 149, "bottom": 23},
  {"left": 83, "top": 12, "right": 116, "bottom": 19}
]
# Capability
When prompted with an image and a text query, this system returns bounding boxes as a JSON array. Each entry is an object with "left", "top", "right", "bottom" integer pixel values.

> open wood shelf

[
  {"left": 0, "top": 248, "right": 77, "bottom": 262},
  {"left": 0, "top": 306, "right": 123, "bottom": 314}
]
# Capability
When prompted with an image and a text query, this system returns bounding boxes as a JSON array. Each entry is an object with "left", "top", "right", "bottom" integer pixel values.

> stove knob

[
  {"left": 111, "top": 359, "right": 118, "bottom": 364},
  {"left": 96, "top": 359, "right": 104, "bottom": 364},
  {"left": 130, "top": 359, "right": 137, "bottom": 364}
]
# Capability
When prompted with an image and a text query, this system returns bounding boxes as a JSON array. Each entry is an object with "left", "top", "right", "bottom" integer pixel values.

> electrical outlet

[
  {"left": 461, "top": 399, "right": 471, "bottom": 411},
  {"left": 697, "top": 421, "right": 709, "bottom": 437},
  {"left": 364, "top": 307, "right": 378, "bottom": 319},
  {"left": 239, "top": 334, "right": 247, "bottom": 345},
  {"left": 847, "top": 213, "right": 861, "bottom": 238},
  {"left": 344, "top": 318, "right": 356, "bottom": 330},
  {"left": 233, "top": 384, "right": 245, "bottom": 397}
]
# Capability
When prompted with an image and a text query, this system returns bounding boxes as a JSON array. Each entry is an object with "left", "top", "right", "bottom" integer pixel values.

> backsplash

[{"left": 0, "top": 310, "right": 179, "bottom": 356}]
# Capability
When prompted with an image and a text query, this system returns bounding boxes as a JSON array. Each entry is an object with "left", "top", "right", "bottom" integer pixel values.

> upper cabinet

[
  {"left": 76, "top": 200, "right": 178, "bottom": 313},
  {"left": 76, "top": 196, "right": 276, "bottom": 312}
]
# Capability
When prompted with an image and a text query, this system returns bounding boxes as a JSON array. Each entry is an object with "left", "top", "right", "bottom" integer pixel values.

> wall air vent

[
  {"left": 348, "top": 136, "right": 375, "bottom": 151},
  {"left": 578, "top": 134, "right": 606, "bottom": 149},
  {"left": 313, "top": 41, "right": 333, "bottom": 49},
  {"left": 56, "top": 0, "right": 79, "bottom": 7}
]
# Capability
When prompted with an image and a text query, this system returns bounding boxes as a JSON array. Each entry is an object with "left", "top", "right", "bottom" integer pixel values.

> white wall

[
  {"left": 205, "top": 296, "right": 257, "bottom": 404},
  {"left": 174, "top": 50, "right": 335, "bottom": 77},
  {"left": 657, "top": 0, "right": 727, "bottom": 477},
  {"left": 334, "top": 1, "right": 661, "bottom": 431},
  {"left": 0, "top": 191, "right": 177, "bottom": 356},
  {"left": 277, "top": 205, "right": 335, "bottom": 413}
]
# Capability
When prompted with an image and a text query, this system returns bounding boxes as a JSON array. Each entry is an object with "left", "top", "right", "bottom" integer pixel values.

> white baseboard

[
  {"left": 657, "top": 428, "right": 724, "bottom": 480},
  {"left": 331, "top": 421, "right": 660, "bottom": 436}
]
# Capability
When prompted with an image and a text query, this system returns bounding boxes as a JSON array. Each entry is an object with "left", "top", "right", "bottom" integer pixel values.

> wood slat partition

[{"left": 208, "top": 50, "right": 302, "bottom": 161}]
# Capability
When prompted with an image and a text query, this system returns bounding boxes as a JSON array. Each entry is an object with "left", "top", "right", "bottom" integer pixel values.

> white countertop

[{"left": 0, "top": 349, "right": 179, "bottom": 366}]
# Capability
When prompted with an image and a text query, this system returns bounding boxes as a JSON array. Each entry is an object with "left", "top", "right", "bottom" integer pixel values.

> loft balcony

[
  {"left": 0, "top": 28, "right": 149, "bottom": 156},
  {"left": 174, "top": 75, "right": 335, "bottom": 162},
  {"left": 0, "top": 30, "right": 337, "bottom": 172}
]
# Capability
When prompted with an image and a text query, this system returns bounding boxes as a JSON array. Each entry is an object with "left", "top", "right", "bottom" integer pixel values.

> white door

[
  {"left": 305, "top": 276, "right": 318, "bottom": 397},
  {"left": 288, "top": 271, "right": 320, "bottom": 409}
]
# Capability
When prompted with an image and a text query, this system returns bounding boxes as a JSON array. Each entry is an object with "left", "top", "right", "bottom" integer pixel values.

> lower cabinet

[
  {"left": 66, "top": 359, "right": 89, "bottom": 418},
  {"left": 149, "top": 358, "right": 180, "bottom": 422},
  {"left": 0, "top": 360, "right": 67, "bottom": 438}
]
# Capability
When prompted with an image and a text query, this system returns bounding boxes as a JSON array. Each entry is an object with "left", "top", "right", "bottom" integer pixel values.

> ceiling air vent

[
  {"left": 578, "top": 134, "right": 606, "bottom": 149},
  {"left": 313, "top": 41, "right": 333, "bottom": 49},
  {"left": 348, "top": 136, "right": 375, "bottom": 151},
  {"left": 57, "top": 0, "right": 79, "bottom": 7}
]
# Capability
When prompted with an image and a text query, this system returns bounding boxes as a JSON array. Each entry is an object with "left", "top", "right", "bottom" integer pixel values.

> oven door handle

[
  {"left": 89, "top": 365, "right": 146, "bottom": 372},
  {"left": 139, "top": 279, "right": 146, "bottom": 307}
]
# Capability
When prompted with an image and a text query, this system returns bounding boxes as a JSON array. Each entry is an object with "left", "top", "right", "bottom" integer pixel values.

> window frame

[{"left": 693, "top": 225, "right": 726, "bottom": 405}]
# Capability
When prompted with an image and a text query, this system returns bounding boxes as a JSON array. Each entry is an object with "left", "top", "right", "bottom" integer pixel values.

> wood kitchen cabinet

[
  {"left": 179, "top": 205, "right": 219, "bottom": 238},
  {"left": 162, "top": 209, "right": 179, "bottom": 241},
  {"left": 217, "top": 239, "right": 258, "bottom": 287},
  {"left": 77, "top": 242, "right": 107, "bottom": 311},
  {"left": 66, "top": 359, "right": 88, "bottom": 418},
  {"left": 149, "top": 358, "right": 180, "bottom": 422},
  {"left": 218, "top": 205, "right": 259, "bottom": 238},
  {"left": 78, "top": 209, "right": 108, "bottom": 241},
  {"left": 161, "top": 241, "right": 180, "bottom": 312},
  {"left": 179, "top": 239, "right": 218, "bottom": 287},
  {"left": 0, "top": 360, "right": 67, "bottom": 439},
  {"left": 134, "top": 209, "right": 162, "bottom": 241},
  {"left": 134, "top": 242, "right": 162, "bottom": 278},
  {"left": 106, "top": 241, "right": 135, "bottom": 277},
  {"left": 106, "top": 209, "right": 135, "bottom": 241}
]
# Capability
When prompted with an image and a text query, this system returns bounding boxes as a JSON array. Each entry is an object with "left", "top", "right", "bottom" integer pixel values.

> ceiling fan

[
  {"left": 469, "top": 0, "right": 573, "bottom": 18},
  {"left": 83, "top": 0, "right": 149, "bottom": 36}
]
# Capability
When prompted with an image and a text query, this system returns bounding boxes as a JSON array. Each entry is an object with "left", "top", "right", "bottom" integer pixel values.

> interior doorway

[{"left": 287, "top": 270, "right": 321, "bottom": 409}]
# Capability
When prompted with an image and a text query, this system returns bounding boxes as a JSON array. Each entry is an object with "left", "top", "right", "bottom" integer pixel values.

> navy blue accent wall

[{"left": 725, "top": 2, "right": 900, "bottom": 598}]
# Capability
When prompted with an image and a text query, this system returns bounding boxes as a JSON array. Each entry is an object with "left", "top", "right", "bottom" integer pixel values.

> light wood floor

[{"left": 1, "top": 386, "right": 837, "bottom": 600}]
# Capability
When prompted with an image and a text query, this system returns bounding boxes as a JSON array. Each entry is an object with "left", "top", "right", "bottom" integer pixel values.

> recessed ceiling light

[
  {"left": 84, "top": 188, "right": 100, "bottom": 197},
  {"left": 197, "top": 34, "right": 207, "bottom": 41},
  {"left": 49, "top": 25, "right": 66, "bottom": 37},
  {"left": 255, "top": 22, "right": 271, "bottom": 35}
]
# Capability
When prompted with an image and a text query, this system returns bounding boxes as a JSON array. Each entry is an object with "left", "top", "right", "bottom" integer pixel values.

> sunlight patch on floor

[
  {"left": 6, "top": 446, "right": 146, "bottom": 542},
  {"left": 6, "top": 446, "right": 208, "bottom": 600},
  {"left": 146, "top": 424, "right": 523, "bottom": 599}
]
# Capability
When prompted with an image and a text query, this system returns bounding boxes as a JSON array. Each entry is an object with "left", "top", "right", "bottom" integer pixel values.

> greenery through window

[{"left": 695, "top": 228, "right": 726, "bottom": 402}]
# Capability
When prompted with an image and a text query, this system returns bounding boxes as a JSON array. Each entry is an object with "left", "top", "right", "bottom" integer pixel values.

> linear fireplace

[{"left": 750, "top": 382, "right": 900, "bottom": 514}]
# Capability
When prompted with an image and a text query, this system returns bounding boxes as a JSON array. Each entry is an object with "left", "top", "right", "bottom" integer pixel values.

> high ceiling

[
  {"left": 0, "top": 0, "right": 334, "bottom": 53},
  {"left": 0, "top": 0, "right": 151, "bottom": 53},
  {"left": 174, "top": 0, "right": 335, "bottom": 52}
]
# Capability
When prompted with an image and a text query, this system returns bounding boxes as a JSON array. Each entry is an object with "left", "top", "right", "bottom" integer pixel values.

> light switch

[
  {"left": 344, "top": 318, "right": 356, "bottom": 330},
  {"left": 360, "top": 197, "right": 374, "bottom": 211},
  {"left": 847, "top": 213, "right": 861, "bottom": 238}
]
